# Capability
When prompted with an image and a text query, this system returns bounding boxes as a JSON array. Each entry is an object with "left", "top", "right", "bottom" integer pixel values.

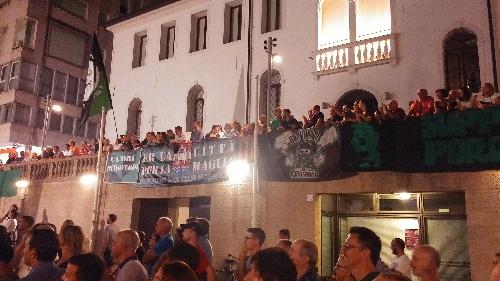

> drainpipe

[
  {"left": 486, "top": 0, "right": 498, "bottom": 91},
  {"left": 246, "top": 0, "right": 254, "bottom": 123}
]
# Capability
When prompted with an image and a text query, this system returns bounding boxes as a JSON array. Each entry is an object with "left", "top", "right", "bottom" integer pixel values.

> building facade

[
  {"left": 107, "top": 0, "right": 498, "bottom": 138},
  {"left": 0, "top": 0, "right": 168, "bottom": 151}
]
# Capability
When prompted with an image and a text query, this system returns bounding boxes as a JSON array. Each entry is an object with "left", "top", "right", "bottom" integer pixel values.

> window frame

[
  {"left": 53, "top": 0, "right": 88, "bottom": 20},
  {"left": 262, "top": 0, "right": 281, "bottom": 34},
  {"left": 196, "top": 16, "right": 208, "bottom": 51},
  {"left": 229, "top": 4, "right": 242, "bottom": 43}
]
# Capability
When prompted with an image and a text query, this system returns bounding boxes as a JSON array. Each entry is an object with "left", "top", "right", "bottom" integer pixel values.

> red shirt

[
  {"left": 195, "top": 244, "right": 210, "bottom": 275},
  {"left": 410, "top": 96, "right": 434, "bottom": 116}
]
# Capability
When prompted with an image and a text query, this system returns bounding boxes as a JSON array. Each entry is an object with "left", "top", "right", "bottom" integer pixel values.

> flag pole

[{"left": 90, "top": 106, "right": 106, "bottom": 253}]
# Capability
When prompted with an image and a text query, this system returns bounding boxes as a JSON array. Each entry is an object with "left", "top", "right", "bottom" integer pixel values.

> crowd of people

[
  {"left": 1, "top": 82, "right": 498, "bottom": 163},
  {"left": 1, "top": 204, "right": 499, "bottom": 281}
]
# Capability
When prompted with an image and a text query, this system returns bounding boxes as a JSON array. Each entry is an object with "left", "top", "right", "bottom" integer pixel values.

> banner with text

[
  {"left": 341, "top": 107, "right": 500, "bottom": 172},
  {"left": 138, "top": 138, "right": 238, "bottom": 186},
  {"left": 104, "top": 150, "right": 140, "bottom": 183}
]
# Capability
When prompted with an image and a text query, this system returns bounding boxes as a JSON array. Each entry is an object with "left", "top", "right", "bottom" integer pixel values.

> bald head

[
  {"left": 117, "top": 230, "right": 140, "bottom": 251},
  {"left": 411, "top": 245, "right": 441, "bottom": 279}
]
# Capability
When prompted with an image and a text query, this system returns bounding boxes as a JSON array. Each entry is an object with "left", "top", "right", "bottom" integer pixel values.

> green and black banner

[
  {"left": 104, "top": 107, "right": 500, "bottom": 185},
  {"left": 339, "top": 107, "right": 500, "bottom": 172},
  {"left": 0, "top": 169, "right": 21, "bottom": 198},
  {"left": 258, "top": 126, "right": 342, "bottom": 181}
]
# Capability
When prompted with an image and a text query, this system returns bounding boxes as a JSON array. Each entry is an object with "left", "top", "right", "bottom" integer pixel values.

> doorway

[
  {"left": 319, "top": 192, "right": 470, "bottom": 281},
  {"left": 131, "top": 198, "right": 169, "bottom": 239}
]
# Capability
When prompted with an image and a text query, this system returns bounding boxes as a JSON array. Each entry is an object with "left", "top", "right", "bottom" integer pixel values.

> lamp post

[
  {"left": 264, "top": 37, "right": 282, "bottom": 122},
  {"left": 41, "top": 96, "right": 62, "bottom": 148}
]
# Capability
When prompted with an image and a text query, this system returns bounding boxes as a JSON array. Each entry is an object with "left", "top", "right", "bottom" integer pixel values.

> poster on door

[{"left": 405, "top": 229, "right": 419, "bottom": 249}]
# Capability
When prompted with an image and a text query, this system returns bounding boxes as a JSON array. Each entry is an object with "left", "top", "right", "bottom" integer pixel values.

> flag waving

[{"left": 80, "top": 34, "right": 112, "bottom": 126}]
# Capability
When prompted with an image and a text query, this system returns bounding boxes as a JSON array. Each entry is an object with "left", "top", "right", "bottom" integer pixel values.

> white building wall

[{"left": 107, "top": 0, "right": 496, "bottom": 138}]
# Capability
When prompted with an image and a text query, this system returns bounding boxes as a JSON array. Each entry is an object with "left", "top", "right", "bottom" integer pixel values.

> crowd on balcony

[
  {"left": 106, "top": 82, "right": 498, "bottom": 153},
  {"left": 1, "top": 83, "right": 498, "bottom": 162}
]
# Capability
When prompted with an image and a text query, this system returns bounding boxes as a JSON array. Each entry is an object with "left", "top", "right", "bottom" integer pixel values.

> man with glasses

[
  {"left": 338, "top": 226, "right": 381, "bottom": 281},
  {"left": 238, "top": 228, "right": 266, "bottom": 281}
]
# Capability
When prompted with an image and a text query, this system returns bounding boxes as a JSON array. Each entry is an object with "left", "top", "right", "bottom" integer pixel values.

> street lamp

[
  {"left": 226, "top": 160, "right": 250, "bottom": 186},
  {"left": 264, "top": 37, "right": 281, "bottom": 121},
  {"left": 41, "top": 96, "right": 63, "bottom": 148}
]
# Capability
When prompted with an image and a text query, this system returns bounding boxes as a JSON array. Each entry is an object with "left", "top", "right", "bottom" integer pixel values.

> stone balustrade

[
  {"left": 313, "top": 34, "right": 396, "bottom": 77},
  {"left": 5, "top": 155, "right": 98, "bottom": 181}
]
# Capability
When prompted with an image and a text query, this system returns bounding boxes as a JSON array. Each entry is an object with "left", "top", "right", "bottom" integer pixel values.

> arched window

[
  {"left": 186, "top": 85, "right": 204, "bottom": 131},
  {"left": 259, "top": 69, "right": 281, "bottom": 117},
  {"left": 336, "top": 89, "right": 378, "bottom": 113},
  {"left": 126, "top": 98, "right": 142, "bottom": 136},
  {"left": 444, "top": 28, "right": 481, "bottom": 93}
]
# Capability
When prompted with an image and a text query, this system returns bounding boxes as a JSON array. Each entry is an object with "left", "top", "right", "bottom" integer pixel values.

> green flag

[
  {"left": 80, "top": 34, "right": 112, "bottom": 126},
  {"left": 0, "top": 169, "right": 21, "bottom": 198}
]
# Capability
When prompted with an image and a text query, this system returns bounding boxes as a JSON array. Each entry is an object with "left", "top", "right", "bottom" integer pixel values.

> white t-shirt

[
  {"left": 390, "top": 254, "right": 412, "bottom": 278},
  {"left": 1, "top": 217, "right": 17, "bottom": 233}
]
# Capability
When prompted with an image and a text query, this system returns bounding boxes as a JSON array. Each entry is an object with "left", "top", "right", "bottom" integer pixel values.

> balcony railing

[
  {"left": 5, "top": 155, "right": 98, "bottom": 181},
  {"left": 313, "top": 34, "right": 396, "bottom": 77}
]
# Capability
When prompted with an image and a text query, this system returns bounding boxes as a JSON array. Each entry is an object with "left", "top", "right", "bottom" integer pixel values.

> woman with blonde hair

[{"left": 57, "top": 224, "right": 84, "bottom": 269}]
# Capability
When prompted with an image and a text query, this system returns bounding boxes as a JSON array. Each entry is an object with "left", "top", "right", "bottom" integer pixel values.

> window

[
  {"left": 126, "top": 98, "right": 142, "bottom": 136},
  {"left": 53, "top": 71, "right": 67, "bottom": 102},
  {"left": 259, "top": 69, "right": 281, "bottom": 116},
  {"left": 3, "top": 103, "right": 14, "bottom": 123},
  {"left": 77, "top": 79, "right": 85, "bottom": 106},
  {"left": 40, "top": 67, "right": 54, "bottom": 98},
  {"left": 13, "top": 103, "right": 31, "bottom": 125},
  {"left": 8, "top": 61, "right": 20, "bottom": 90},
  {"left": 159, "top": 23, "right": 175, "bottom": 60},
  {"left": 87, "top": 122, "right": 98, "bottom": 138},
  {"left": 262, "top": 0, "right": 280, "bottom": 33},
  {"left": 318, "top": 0, "right": 391, "bottom": 48},
  {"left": 47, "top": 22, "right": 88, "bottom": 66},
  {"left": 0, "top": 64, "right": 8, "bottom": 91},
  {"left": 224, "top": 2, "right": 242, "bottom": 44},
  {"left": 75, "top": 119, "right": 86, "bottom": 137},
  {"left": 120, "top": 0, "right": 130, "bottom": 14},
  {"left": 132, "top": 31, "right": 147, "bottom": 68},
  {"left": 0, "top": 26, "right": 7, "bottom": 54},
  {"left": 35, "top": 108, "right": 45, "bottom": 129},
  {"left": 49, "top": 112, "right": 62, "bottom": 132},
  {"left": 186, "top": 85, "right": 204, "bottom": 131},
  {"left": 19, "top": 61, "right": 36, "bottom": 93},
  {"left": 190, "top": 12, "right": 207, "bottom": 53},
  {"left": 66, "top": 75, "right": 78, "bottom": 105},
  {"left": 13, "top": 18, "right": 36, "bottom": 49},
  {"left": 444, "top": 28, "right": 481, "bottom": 93},
  {"left": 53, "top": 0, "right": 88, "bottom": 19},
  {"left": 62, "top": 115, "right": 74, "bottom": 135}
]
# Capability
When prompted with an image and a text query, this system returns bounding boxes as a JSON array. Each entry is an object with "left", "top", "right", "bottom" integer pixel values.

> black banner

[{"left": 259, "top": 126, "right": 342, "bottom": 181}]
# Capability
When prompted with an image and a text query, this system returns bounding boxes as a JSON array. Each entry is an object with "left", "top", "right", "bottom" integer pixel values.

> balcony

[
  {"left": 5, "top": 155, "right": 98, "bottom": 181},
  {"left": 313, "top": 34, "right": 396, "bottom": 77}
]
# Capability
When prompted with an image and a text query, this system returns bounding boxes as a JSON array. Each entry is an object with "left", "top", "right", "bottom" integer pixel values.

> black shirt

[
  {"left": 360, "top": 272, "right": 380, "bottom": 281},
  {"left": 309, "top": 112, "right": 324, "bottom": 127},
  {"left": 298, "top": 268, "right": 321, "bottom": 281}
]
